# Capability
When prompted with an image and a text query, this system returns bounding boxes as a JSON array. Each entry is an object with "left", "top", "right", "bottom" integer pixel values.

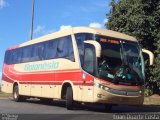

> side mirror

[
  {"left": 84, "top": 40, "right": 101, "bottom": 57},
  {"left": 142, "top": 49, "right": 154, "bottom": 66}
]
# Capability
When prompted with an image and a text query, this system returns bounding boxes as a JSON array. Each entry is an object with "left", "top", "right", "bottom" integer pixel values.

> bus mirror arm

[
  {"left": 142, "top": 49, "right": 154, "bottom": 66},
  {"left": 84, "top": 40, "right": 101, "bottom": 57}
]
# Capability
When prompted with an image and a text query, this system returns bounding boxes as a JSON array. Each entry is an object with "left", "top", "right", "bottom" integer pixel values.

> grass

[
  {"left": 144, "top": 97, "right": 160, "bottom": 105},
  {"left": 0, "top": 86, "right": 12, "bottom": 98},
  {"left": 0, "top": 92, "right": 12, "bottom": 98}
]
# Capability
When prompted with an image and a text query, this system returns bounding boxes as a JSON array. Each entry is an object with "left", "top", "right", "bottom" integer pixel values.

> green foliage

[
  {"left": 107, "top": 0, "right": 160, "bottom": 93},
  {"left": 144, "top": 88, "right": 153, "bottom": 97}
]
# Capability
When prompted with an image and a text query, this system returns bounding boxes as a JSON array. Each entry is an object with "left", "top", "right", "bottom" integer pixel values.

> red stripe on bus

[
  {"left": 19, "top": 82, "right": 62, "bottom": 85},
  {"left": 19, "top": 82, "right": 93, "bottom": 86},
  {"left": 3, "top": 64, "right": 142, "bottom": 88},
  {"left": 3, "top": 65, "right": 94, "bottom": 83},
  {"left": 3, "top": 76, "right": 93, "bottom": 86},
  {"left": 2, "top": 74, "right": 14, "bottom": 83}
]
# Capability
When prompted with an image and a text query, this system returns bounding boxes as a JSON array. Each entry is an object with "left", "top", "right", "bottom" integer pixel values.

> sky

[{"left": 0, "top": 0, "right": 111, "bottom": 84}]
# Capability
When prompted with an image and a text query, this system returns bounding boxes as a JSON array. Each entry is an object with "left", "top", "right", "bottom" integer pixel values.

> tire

[
  {"left": 104, "top": 104, "right": 112, "bottom": 111},
  {"left": 13, "top": 85, "right": 25, "bottom": 102},
  {"left": 66, "top": 87, "right": 74, "bottom": 110}
]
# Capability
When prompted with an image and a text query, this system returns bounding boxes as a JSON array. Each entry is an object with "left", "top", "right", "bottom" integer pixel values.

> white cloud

[
  {"left": 103, "top": 18, "right": 108, "bottom": 24},
  {"left": 33, "top": 25, "right": 55, "bottom": 38},
  {"left": 34, "top": 25, "right": 45, "bottom": 34},
  {"left": 43, "top": 29, "right": 55, "bottom": 35},
  {"left": 59, "top": 25, "right": 72, "bottom": 31},
  {"left": 0, "top": 0, "right": 8, "bottom": 9},
  {"left": 89, "top": 22, "right": 102, "bottom": 28},
  {"left": 89, "top": 18, "right": 108, "bottom": 29}
]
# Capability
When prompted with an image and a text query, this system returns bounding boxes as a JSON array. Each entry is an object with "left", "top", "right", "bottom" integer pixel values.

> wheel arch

[
  {"left": 12, "top": 82, "right": 19, "bottom": 93},
  {"left": 61, "top": 81, "right": 75, "bottom": 100}
]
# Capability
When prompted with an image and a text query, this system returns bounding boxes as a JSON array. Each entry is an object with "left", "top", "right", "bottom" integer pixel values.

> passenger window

[
  {"left": 4, "top": 51, "right": 10, "bottom": 64},
  {"left": 5, "top": 35, "right": 74, "bottom": 64},
  {"left": 21, "top": 46, "right": 32, "bottom": 63},
  {"left": 16, "top": 48, "right": 22, "bottom": 63},
  {"left": 32, "top": 43, "right": 44, "bottom": 61},
  {"left": 83, "top": 44, "right": 96, "bottom": 75},
  {"left": 57, "top": 38, "right": 68, "bottom": 58},
  {"left": 31, "top": 45, "right": 39, "bottom": 61},
  {"left": 10, "top": 50, "right": 18, "bottom": 64},
  {"left": 44, "top": 40, "right": 58, "bottom": 59},
  {"left": 57, "top": 36, "right": 74, "bottom": 61},
  {"left": 37, "top": 45, "right": 44, "bottom": 60}
]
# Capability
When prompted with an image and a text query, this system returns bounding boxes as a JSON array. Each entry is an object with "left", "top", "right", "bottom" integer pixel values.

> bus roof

[
  {"left": 18, "top": 26, "right": 137, "bottom": 47},
  {"left": 73, "top": 27, "right": 137, "bottom": 41}
]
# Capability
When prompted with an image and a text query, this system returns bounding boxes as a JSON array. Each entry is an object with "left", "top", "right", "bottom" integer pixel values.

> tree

[{"left": 106, "top": 0, "right": 160, "bottom": 94}]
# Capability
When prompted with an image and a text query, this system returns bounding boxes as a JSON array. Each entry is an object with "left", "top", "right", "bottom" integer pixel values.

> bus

[{"left": 1, "top": 27, "right": 154, "bottom": 110}]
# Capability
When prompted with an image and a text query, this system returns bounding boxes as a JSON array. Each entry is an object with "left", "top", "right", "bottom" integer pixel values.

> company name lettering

[{"left": 24, "top": 61, "right": 59, "bottom": 71}]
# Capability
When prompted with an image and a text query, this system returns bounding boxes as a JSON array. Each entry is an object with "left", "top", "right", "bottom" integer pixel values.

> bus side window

[
  {"left": 16, "top": 48, "right": 22, "bottom": 63},
  {"left": 4, "top": 51, "right": 9, "bottom": 64},
  {"left": 57, "top": 38, "right": 67, "bottom": 58},
  {"left": 5, "top": 48, "right": 22, "bottom": 65},
  {"left": 10, "top": 50, "right": 18, "bottom": 64},
  {"left": 31, "top": 45, "right": 39, "bottom": 61},
  {"left": 83, "top": 44, "right": 96, "bottom": 75},
  {"left": 44, "top": 40, "right": 58, "bottom": 60},
  {"left": 68, "top": 36, "right": 74, "bottom": 61},
  {"left": 37, "top": 44, "right": 44, "bottom": 60},
  {"left": 31, "top": 43, "right": 44, "bottom": 61},
  {"left": 21, "top": 46, "right": 32, "bottom": 63},
  {"left": 57, "top": 36, "right": 74, "bottom": 61},
  {"left": 5, "top": 50, "right": 12, "bottom": 65}
]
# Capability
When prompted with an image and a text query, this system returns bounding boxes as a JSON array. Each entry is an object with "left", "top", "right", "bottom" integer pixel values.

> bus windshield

[
  {"left": 96, "top": 35, "right": 145, "bottom": 85},
  {"left": 75, "top": 33, "right": 145, "bottom": 86}
]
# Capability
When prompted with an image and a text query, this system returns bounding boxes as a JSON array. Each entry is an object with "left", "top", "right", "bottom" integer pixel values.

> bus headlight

[
  {"left": 103, "top": 86, "right": 109, "bottom": 91},
  {"left": 94, "top": 82, "right": 100, "bottom": 88},
  {"left": 94, "top": 82, "right": 110, "bottom": 91}
]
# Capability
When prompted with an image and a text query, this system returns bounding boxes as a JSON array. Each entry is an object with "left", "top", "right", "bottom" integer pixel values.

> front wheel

[
  {"left": 66, "top": 87, "right": 74, "bottom": 110},
  {"left": 13, "top": 85, "right": 25, "bottom": 102}
]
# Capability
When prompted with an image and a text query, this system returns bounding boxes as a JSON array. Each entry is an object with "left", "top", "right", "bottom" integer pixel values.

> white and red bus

[{"left": 1, "top": 27, "right": 154, "bottom": 110}]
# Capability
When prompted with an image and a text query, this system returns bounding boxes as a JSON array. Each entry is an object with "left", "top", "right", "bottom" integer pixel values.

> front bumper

[{"left": 93, "top": 82, "right": 144, "bottom": 105}]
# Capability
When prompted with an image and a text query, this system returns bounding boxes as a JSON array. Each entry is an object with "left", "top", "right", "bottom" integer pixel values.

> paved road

[{"left": 0, "top": 98, "right": 160, "bottom": 120}]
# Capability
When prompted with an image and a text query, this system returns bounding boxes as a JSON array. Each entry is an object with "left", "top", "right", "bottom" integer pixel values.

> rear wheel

[
  {"left": 13, "top": 85, "right": 25, "bottom": 102},
  {"left": 66, "top": 87, "right": 74, "bottom": 110}
]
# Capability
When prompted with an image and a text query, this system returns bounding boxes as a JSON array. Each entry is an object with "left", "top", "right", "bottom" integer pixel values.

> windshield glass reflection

[{"left": 75, "top": 33, "right": 144, "bottom": 86}]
